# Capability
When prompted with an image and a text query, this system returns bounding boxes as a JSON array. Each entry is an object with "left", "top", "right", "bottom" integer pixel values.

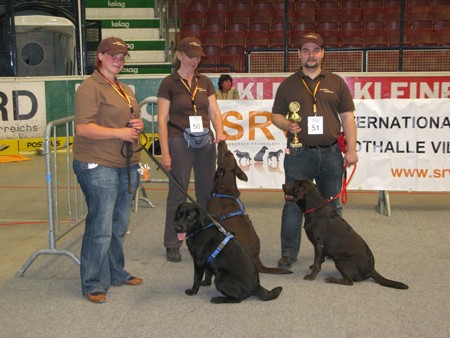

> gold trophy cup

[{"left": 288, "top": 101, "right": 302, "bottom": 148}]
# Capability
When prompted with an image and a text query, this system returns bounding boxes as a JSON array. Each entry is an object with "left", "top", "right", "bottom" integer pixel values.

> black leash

[
  {"left": 120, "top": 126, "right": 147, "bottom": 193},
  {"left": 137, "top": 134, "right": 229, "bottom": 232}
]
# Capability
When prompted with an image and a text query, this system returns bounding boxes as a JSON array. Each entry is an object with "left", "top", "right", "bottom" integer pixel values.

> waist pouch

[{"left": 183, "top": 128, "right": 212, "bottom": 148}]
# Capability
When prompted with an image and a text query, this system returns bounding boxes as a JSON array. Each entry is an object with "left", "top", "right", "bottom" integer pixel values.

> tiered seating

[{"left": 169, "top": 0, "right": 449, "bottom": 71}]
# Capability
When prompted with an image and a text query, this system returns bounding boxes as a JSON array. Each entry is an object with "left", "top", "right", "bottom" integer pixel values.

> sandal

[{"left": 124, "top": 276, "right": 143, "bottom": 286}]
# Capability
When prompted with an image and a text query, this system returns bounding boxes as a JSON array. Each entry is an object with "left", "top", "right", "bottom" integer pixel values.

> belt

[{"left": 302, "top": 141, "right": 338, "bottom": 149}]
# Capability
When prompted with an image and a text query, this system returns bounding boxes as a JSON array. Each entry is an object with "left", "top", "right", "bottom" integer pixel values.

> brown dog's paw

[{"left": 304, "top": 273, "right": 317, "bottom": 281}]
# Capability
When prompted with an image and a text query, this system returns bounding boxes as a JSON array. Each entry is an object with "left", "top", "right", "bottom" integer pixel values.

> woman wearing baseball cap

[
  {"left": 73, "top": 37, "right": 144, "bottom": 303},
  {"left": 157, "top": 37, "right": 226, "bottom": 262}
]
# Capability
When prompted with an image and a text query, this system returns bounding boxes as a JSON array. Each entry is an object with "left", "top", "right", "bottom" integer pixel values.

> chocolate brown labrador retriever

[
  {"left": 283, "top": 180, "right": 408, "bottom": 290},
  {"left": 175, "top": 202, "right": 283, "bottom": 304},
  {"left": 207, "top": 141, "right": 291, "bottom": 275}
]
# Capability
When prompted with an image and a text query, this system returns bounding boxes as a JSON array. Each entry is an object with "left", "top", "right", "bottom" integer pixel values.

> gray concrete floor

[{"left": 0, "top": 154, "right": 449, "bottom": 337}]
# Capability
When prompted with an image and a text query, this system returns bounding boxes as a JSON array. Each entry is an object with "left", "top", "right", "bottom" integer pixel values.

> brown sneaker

[
  {"left": 86, "top": 292, "right": 106, "bottom": 303},
  {"left": 124, "top": 276, "right": 143, "bottom": 286},
  {"left": 166, "top": 248, "right": 182, "bottom": 262}
]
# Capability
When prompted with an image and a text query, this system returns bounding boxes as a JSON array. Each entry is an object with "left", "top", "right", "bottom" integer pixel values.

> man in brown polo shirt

[{"left": 271, "top": 32, "right": 358, "bottom": 268}]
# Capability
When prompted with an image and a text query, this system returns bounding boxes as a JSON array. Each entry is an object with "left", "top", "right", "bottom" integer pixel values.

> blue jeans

[
  {"left": 281, "top": 143, "right": 344, "bottom": 260},
  {"left": 73, "top": 160, "right": 139, "bottom": 295}
]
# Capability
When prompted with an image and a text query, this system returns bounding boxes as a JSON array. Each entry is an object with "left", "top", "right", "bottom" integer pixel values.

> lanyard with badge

[
  {"left": 98, "top": 70, "right": 135, "bottom": 119},
  {"left": 301, "top": 77, "right": 323, "bottom": 135},
  {"left": 98, "top": 70, "right": 144, "bottom": 193},
  {"left": 180, "top": 77, "right": 204, "bottom": 132}
]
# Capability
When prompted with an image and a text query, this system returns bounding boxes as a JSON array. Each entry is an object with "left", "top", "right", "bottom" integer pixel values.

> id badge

[
  {"left": 189, "top": 116, "right": 203, "bottom": 132},
  {"left": 308, "top": 116, "right": 323, "bottom": 135}
]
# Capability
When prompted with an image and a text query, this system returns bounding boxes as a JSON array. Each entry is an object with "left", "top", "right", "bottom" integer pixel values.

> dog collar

[
  {"left": 303, "top": 202, "right": 328, "bottom": 215},
  {"left": 187, "top": 222, "right": 214, "bottom": 238},
  {"left": 206, "top": 233, "right": 234, "bottom": 264}
]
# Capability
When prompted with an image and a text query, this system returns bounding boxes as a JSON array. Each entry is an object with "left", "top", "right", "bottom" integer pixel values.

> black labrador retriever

[
  {"left": 283, "top": 180, "right": 408, "bottom": 290},
  {"left": 175, "top": 202, "right": 283, "bottom": 304},
  {"left": 207, "top": 141, "right": 291, "bottom": 275}
]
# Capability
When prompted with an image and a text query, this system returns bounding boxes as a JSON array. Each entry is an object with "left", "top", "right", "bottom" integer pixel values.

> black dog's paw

[
  {"left": 201, "top": 279, "right": 212, "bottom": 287},
  {"left": 185, "top": 288, "right": 197, "bottom": 296}
]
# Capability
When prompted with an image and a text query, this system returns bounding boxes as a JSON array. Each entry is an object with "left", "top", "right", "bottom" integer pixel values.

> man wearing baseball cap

[{"left": 271, "top": 32, "right": 358, "bottom": 269}]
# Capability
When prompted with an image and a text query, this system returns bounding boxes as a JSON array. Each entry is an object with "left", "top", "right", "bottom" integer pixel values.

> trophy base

[{"left": 290, "top": 142, "right": 302, "bottom": 148}]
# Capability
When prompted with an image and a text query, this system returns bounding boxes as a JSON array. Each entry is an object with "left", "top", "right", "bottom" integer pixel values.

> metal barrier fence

[
  {"left": 17, "top": 116, "right": 84, "bottom": 276},
  {"left": 247, "top": 48, "right": 450, "bottom": 73}
]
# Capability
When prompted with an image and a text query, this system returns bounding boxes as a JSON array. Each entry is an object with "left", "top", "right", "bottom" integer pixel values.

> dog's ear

[
  {"left": 199, "top": 207, "right": 210, "bottom": 226},
  {"left": 235, "top": 164, "right": 248, "bottom": 182},
  {"left": 174, "top": 203, "right": 183, "bottom": 222},
  {"left": 294, "top": 182, "right": 308, "bottom": 200}
]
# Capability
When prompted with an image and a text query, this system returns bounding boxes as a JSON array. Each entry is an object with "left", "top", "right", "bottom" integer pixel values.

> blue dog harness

[
  {"left": 187, "top": 219, "right": 234, "bottom": 264},
  {"left": 211, "top": 193, "right": 246, "bottom": 221}
]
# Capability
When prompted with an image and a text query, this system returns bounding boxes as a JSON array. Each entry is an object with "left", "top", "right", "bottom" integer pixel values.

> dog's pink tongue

[
  {"left": 285, "top": 194, "right": 294, "bottom": 201},
  {"left": 177, "top": 233, "right": 186, "bottom": 241}
]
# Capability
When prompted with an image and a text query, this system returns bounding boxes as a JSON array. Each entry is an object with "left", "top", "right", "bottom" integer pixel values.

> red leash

[
  {"left": 332, "top": 163, "right": 357, "bottom": 204},
  {"left": 303, "top": 133, "right": 357, "bottom": 214}
]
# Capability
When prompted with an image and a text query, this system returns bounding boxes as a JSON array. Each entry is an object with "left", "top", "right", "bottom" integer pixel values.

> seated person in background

[{"left": 215, "top": 74, "right": 240, "bottom": 100}]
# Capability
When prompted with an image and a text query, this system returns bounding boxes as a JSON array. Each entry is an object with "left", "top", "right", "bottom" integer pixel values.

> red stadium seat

[
  {"left": 438, "top": 28, "right": 450, "bottom": 45},
  {"left": 340, "top": 30, "right": 363, "bottom": 48},
  {"left": 294, "top": 22, "right": 316, "bottom": 34},
  {"left": 202, "top": 45, "right": 221, "bottom": 57},
  {"left": 364, "top": 21, "right": 385, "bottom": 31},
  {"left": 316, "top": 21, "right": 339, "bottom": 32},
  {"left": 188, "top": 3, "right": 208, "bottom": 13},
  {"left": 364, "top": 30, "right": 388, "bottom": 47},
  {"left": 413, "top": 28, "right": 437, "bottom": 46},
  {"left": 317, "top": 7, "right": 339, "bottom": 21},
  {"left": 199, "top": 55, "right": 219, "bottom": 73},
  {"left": 315, "top": 30, "right": 339, "bottom": 48},
  {"left": 270, "top": 30, "right": 292, "bottom": 48},
  {"left": 341, "top": 1, "right": 363, "bottom": 9},
  {"left": 247, "top": 31, "right": 270, "bottom": 49},
  {"left": 201, "top": 31, "right": 224, "bottom": 49},
  {"left": 341, "top": 21, "right": 362, "bottom": 31},
  {"left": 253, "top": 2, "right": 273, "bottom": 11},
  {"left": 249, "top": 23, "right": 270, "bottom": 32},
  {"left": 293, "top": 8, "right": 316, "bottom": 24},
  {"left": 409, "top": 6, "right": 433, "bottom": 22},
  {"left": 227, "top": 23, "right": 248, "bottom": 32},
  {"left": 223, "top": 31, "right": 247, "bottom": 48},
  {"left": 388, "top": 28, "right": 413, "bottom": 46},
  {"left": 251, "top": 9, "right": 273, "bottom": 27},
  {"left": 340, "top": 8, "right": 363, "bottom": 23},
  {"left": 209, "top": 1, "right": 230, "bottom": 11},
  {"left": 205, "top": 9, "right": 227, "bottom": 27},
  {"left": 180, "top": 23, "right": 202, "bottom": 36},
  {"left": 228, "top": 9, "right": 250, "bottom": 26},
  {"left": 296, "top": 1, "right": 316, "bottom": 10},
  {"left": 203, "top": 23, "right": 225, "bottom": 33},
  {"left": 180, "top": 9, "right": 204, "bottom": 26},
  {"left": 317, "top": 1, "right": 339, "bottom": 9}
]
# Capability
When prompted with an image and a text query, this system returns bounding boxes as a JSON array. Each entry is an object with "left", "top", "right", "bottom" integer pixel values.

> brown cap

[
  {"left": 177, "top": 36, "right": 205, "bottom": 57},
  {"left": 97, "top": 37, "right": 128, "bottom": 55},
  {"left": 298, "top": 33, "right": 324, "bottom": 49}
]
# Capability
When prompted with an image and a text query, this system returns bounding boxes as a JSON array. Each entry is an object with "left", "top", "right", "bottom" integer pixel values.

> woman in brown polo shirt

[
  {"left": 157, "top": 37, "right": 225, "bottom": 262},
  {"left": 73, "top": 37, "right": 144, "bottom": 303}
]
